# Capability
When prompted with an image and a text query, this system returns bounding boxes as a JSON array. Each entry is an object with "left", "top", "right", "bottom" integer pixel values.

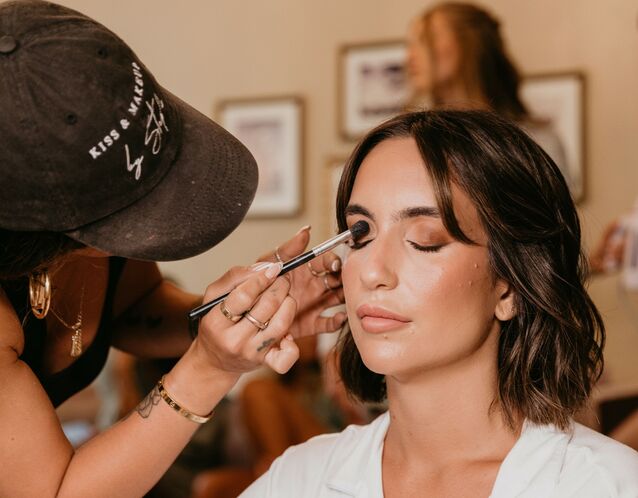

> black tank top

[{"left": 3, "top": 257, "right": 127, "bottom": 407}]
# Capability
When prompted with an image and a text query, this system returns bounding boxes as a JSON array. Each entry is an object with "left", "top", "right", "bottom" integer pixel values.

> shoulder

[
  {"left": 559, "top": 422, "right": 638, "bottom": 497},
  {"left": 240, "top": 413, "right": 389, "bottom": 498},
  {"left": 0, "top": 284, "right": 23, "bottom": 356}
]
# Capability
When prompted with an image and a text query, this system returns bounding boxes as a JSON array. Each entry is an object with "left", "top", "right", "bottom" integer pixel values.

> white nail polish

[
  {"left": 331, "top": 259, "right": 341, "bottom": 272},
  {"left": 265, "top": 261, "right": 283, "bottom": 278},
  {"left": 251, "top": 262, "right": 272, "bottom": 272}
]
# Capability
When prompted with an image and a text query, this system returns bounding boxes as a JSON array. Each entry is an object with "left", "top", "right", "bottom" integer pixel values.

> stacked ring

[
  {"left": 307, "top": 262, "right": 327, "bottom": 277},
  {"left": 274, "top": 247, "right": 284, "bottom": 263},
  {"left": 244, "top": 311, "right": 269, "bottom": 331},
  {"left": 323, "top": 275, "right": 339, "bottom": 291},
  {"left": 220, "top": 299, "right": 242, "bottom": 323}
]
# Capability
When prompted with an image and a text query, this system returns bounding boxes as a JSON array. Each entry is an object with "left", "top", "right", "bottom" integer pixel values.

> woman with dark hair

[
  {"left": 241, "top": 110, "right": 638, "bottom": 497},
  {"left": 0, "top": 2, "right": 345, "bottom": 497},
  {"left": 406, "top": 2, "right": 571, "bottom": 189}
]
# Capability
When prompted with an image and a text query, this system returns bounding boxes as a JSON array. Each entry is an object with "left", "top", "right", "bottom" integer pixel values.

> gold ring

[
  {"left": 323, "top": 275, "right": 338, "bottom": 292},
  {"left": 243, "top": 311, "right": 269, "bottom": 331},
  {"left": 274, "top": 247, "right": 283, "bottom": 263},
  {"left": 307, "top": 262, "right": 327, "bottom": 277},
  {"left": 220, "top": 299, "right": 242, "bottom": 323}
]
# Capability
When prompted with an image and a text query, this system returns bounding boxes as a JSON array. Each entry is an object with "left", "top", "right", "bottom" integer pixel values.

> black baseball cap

[{"left": 0, "top": 0, "right": 258, "bottom": 261}]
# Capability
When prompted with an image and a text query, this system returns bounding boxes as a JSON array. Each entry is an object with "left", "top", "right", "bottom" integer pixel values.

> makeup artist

[{"left": 0, "top": 2, "right": 345, "bottom": 497}]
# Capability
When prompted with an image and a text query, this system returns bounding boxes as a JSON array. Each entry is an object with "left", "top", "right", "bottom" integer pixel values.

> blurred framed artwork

[
  {"left": 323, "top": 156, "right": 347, "bottom": 238},
  {"left": 520, "top": 71, "right": 586, "bottom": 201},
  {"left": 217, "top": 96, "right": 304, "bottom": 217},
  {"left": 338, "top": 40, "right": 409, "bottom": 141}
]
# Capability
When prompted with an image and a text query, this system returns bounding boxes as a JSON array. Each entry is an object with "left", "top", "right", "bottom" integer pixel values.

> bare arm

[
  {"left": 0, "top": 262, "right": 296, "bottom": 498},
  {"left": 110, "top": 260, "right": 199, "bottom": 358}
]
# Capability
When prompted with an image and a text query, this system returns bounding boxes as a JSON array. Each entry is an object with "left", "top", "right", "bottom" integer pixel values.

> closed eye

[
  {"left": 408, "top": 241, "right": 444, "bottom": 253},
  {"left": 348, "top": 239, "right": 372, "bottom": 250}
]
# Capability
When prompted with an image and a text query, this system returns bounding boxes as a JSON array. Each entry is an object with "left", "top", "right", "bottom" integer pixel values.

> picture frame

[
  {"left": 520, "top": 71, "right": 586, "bottom": 202},
  {"left": 323, "top": 156, "right": 348, "bottom": 238},
  {"left": 217, "top": 96, "right": 304, "bottom": 217},
  {"left": 338, "top": 40, "right": 409, "bottom": 141}
]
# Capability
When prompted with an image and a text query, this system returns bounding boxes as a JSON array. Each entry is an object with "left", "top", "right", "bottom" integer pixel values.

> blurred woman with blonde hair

[{"left": 406, "top": 2, "right": 571, "bottom": 188}]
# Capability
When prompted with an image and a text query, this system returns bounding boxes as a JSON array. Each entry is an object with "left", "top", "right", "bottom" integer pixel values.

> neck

[{"left": 383, "top": 325, "right": 521, "bottom": 468}]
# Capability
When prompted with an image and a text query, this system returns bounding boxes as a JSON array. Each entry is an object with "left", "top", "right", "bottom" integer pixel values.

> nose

[{"left": 358, "top": 235, "right": 399, "bottom": 291}]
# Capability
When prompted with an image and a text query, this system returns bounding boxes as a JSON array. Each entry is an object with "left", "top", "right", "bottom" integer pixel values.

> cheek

[
  {"left": 432, "top": 36, "right": 460, "bottom": 81},
  {"left": 342, "top": 253, "right": 361, "bottom": 312},
  {"left": 408, "top": 262, "right": 498, "bottom": 371},
  {"left": 402, "top": 248, "right": 498, "bottom": 351},
  {"left": 413, "top": 47, "right": 431, "bottom": 72}
]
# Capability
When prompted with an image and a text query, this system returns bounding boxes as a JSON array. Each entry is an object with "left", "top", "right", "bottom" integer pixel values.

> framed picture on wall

[
  {"left": 217, "top": 96, "right": 304, "bottom": 217},
  {"left": 338, "top": 40, "right": 409, "bottom": 141},
  {"left": 520, "top": 71, "right": 586, "bottom": 201},
  {"left": 323, "top": 156, "right": 347, "bottom": 238}
]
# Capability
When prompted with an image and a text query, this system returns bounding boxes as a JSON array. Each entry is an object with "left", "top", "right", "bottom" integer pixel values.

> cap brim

[{"left": 66, "top": 90, "right": 258, "bottom": 261}]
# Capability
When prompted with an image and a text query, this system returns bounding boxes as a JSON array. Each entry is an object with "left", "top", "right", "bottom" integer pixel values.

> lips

[{"left": 356, "top": 304, "right": 411, "bottom": 334}]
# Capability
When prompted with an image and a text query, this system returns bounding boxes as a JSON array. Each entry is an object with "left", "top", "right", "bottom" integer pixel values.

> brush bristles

[{"left": 350, "top": 220, "right": 370, "bottom": 242}]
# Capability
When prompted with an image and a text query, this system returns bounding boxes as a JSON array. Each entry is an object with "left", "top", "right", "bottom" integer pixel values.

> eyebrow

[
  {"left": 398, "top": 206, "right": 440, "bottom": 220},
  {"left": 344, "top": 204, "right": 440, "bottom": 222},
  {"left": 344, "top": 204, "right": 374, "bottom": 221}
]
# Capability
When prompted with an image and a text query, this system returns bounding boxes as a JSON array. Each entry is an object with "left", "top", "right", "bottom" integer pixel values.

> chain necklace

[{"left": 49, "top": 284, "right": 85, "bottom": 358}]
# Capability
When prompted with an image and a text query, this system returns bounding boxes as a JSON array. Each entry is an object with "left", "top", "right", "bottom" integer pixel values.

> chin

[
  {"left": 353, "top": 334, "right": 415, "bottom": 377},
  {"left": 353, "top": 331, "right": 466, "bottom": 380}
]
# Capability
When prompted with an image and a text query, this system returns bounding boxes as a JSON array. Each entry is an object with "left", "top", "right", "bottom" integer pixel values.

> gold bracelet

[{"left": 157, "top": 376, "right": 213, "bottom": 424}]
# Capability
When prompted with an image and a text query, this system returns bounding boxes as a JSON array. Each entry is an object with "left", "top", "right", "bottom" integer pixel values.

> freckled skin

[{"left": 342, "top": 137, "right": 510, "bottom": 383}]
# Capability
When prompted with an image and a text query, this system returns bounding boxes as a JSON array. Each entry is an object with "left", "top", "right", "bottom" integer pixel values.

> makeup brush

[{"left": 187, "top": 220, "right": 370, "bottom": 324}]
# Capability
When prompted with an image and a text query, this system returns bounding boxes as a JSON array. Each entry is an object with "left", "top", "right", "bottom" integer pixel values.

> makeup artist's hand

[
  {"left": 192, "top": 262, "right": 300, "bottom": 375},
  {"left": 258, "top": 226, "right": 347, "bottom": 338}
]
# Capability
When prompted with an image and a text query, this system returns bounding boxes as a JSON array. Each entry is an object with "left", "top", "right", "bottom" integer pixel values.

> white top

[{"left": 241, "top": 411, "right": 638, "bottom": 498}]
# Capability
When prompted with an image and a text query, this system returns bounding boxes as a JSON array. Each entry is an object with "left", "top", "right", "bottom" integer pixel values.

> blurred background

[{"left": 48, "top": 0, "right": 638, "bottom": 496}]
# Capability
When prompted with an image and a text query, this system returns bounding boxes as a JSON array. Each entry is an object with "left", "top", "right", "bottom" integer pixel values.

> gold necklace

[{"left": 49, "top": 284, "right": 85, "bottom": 358}]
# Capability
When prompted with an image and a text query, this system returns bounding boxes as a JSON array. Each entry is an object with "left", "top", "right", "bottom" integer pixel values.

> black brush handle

[{"left": 187, "top": 251, "right": 315, "bottom": 323}]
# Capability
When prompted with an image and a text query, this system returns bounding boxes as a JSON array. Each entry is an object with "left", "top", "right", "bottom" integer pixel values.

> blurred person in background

[
  {"left": 405, "top": 1, "right": 571, "bottom": 190},
  {"left": 589, "top": 214, "right": 638, "bottom": 452}
]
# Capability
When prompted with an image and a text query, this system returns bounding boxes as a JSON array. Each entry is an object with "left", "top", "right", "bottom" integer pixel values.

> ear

[{"left": 494, "top": 280, "right": 516, "bottom": 321}]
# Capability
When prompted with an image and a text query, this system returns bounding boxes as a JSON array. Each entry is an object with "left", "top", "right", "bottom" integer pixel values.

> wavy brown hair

[
  {"left": 336, "top": 110, "right": 604, "bottom": 430},
  {"left": 421, "top": 2, "right": 528, "bottom": 119}
]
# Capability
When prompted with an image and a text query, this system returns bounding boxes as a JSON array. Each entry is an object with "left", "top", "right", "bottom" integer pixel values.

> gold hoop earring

[{"left": 29, "top": 270, "right": 51, "bottom": 319}]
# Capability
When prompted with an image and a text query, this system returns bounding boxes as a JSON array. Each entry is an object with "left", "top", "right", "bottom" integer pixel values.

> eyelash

[
  {"left": 348, "top": 239, "right": 443, "bottom": 253},
  {"left": 348, "top": 240, "right": 371, "bottom": 250},
  {"left": 409, "top": 241, "right": 443, "bottom": 253}
]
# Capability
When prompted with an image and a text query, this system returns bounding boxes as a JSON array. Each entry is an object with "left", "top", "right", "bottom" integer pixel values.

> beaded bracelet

[{"left": 157, "top": 376, "right": 213, "bottom": 424}]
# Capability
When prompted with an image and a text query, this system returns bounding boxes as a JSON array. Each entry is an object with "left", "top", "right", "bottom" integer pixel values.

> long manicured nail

[
  {"left": 331, "top": 259, "right": 342, "bottom": 272},
  {"left": 265, "top": 261, "right": 284, "bottom": 278},
  {"left": 251, "top": 262, "right": 272, "bottom": 272},
  {"left": 297, "top": 224, "right": 311, "bottom": 235}
]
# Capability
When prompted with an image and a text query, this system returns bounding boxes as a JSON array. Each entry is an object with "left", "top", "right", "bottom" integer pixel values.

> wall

[{"left": 53, "top": 0, "right": 638, "bottom": 384}]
